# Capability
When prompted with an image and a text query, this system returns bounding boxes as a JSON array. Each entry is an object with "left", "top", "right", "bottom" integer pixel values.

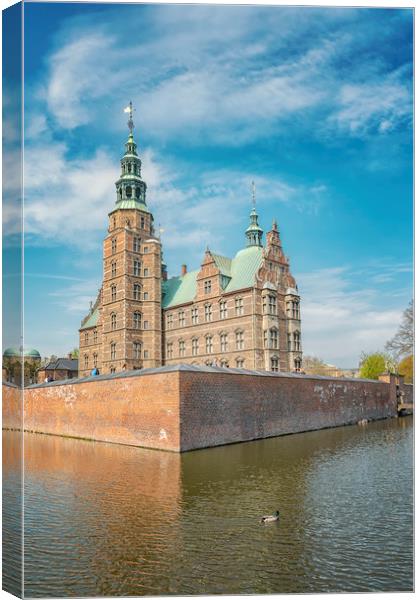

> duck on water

[{"left": 260, "top": 511, "right": 280, "bottom": 523}]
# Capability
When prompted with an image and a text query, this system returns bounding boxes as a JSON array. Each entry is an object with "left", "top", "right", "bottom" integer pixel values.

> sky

[{"left": 3, "top": 1, "right": 413, "bottom": 366}]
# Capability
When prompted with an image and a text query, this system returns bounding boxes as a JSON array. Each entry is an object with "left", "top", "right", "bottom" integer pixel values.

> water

[{"left": 3, "top": 416, "right": 413, "bottom": 596}]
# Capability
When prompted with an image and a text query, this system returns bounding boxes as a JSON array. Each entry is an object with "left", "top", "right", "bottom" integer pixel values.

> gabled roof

[
  {"left": 80, "top": 307, "right": 99, "bottom": 330},
  {"left": 162, "top": 245, "right": 264, "bottom": 309},
  {"left": 41, "top": 358, "right": 79, "bottom": 372}
]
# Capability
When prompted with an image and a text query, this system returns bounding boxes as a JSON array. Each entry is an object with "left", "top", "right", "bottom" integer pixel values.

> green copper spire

[
  {"left": 245, "top": 181, "right": 263, "bottom": 247},
  {"left": 112, "top": 101, "right": 149, "bottom": 213}
]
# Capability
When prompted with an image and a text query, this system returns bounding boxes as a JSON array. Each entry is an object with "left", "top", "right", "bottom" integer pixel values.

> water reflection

[{"left": 2, "top": 416, "right": 413, "bottom": 596}]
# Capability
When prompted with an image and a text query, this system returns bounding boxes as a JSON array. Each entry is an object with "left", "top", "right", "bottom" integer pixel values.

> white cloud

[{"left": 298, "top": 266, "right": 411, "bottom": 366}]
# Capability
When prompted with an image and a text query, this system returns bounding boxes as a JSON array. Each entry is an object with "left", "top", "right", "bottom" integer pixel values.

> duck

[{"left": 260, "top": 510, "right": 280, "bottom": 523}]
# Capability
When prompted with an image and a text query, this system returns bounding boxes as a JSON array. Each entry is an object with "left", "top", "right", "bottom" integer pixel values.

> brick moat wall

[{"left": 3, "top": 367, "right": 399, "bottom": 452}]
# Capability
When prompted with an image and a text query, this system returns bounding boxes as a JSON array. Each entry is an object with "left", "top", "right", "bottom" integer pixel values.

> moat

[{"left": 3, "top": 416, "right": 413, "bottom": 596}]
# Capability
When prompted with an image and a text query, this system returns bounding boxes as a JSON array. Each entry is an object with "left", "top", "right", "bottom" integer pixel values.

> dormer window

[{"left": 204, "top": 280, "right": 211, "bottom": 294}]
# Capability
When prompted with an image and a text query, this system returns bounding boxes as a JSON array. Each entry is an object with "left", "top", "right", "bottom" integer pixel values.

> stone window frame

[
  {"left": 93, "top": 330, "right": 97, "bottom": 344},
  {"left": 191, "top": 306, "right": 199, "bottom": 325},
  {"left": 287, "top": 333, "right": 292, "bottom": 351},
  {"left": 111, "top": 312, "right": 117, "bottom": 330},
  {"left": 133, "top": 259, "right": 141, "bottom": 277},
  {"left": 143, "top": 267, "right": 149, "bottom": 277},
  {"left": 84, "top": 354, "right": 89, "bottom": 368},
  {"left": 204, "top": 303, "right": 212, "bottom": 322},
  {"left": 236, "top": 357, "right": 245, "bottom": 368},
  {"left": 93, "top": 353, "right": 98, "bottom": 368},
  {"left": 204, "top": 279, "right": 212, "bottom": 294},
  {"left": 235, "top": 329, "right": 245, "bottom": 350},
  {"left": 191, "top": 337, "right": 199, "bottom": 356},
  {"left": 133, "top": 236, "right": 141, "bottom": 253},
  {"left": 144, "top": 320, "right": 149, "bottom": 330},
  {"left": 133, "top": 283, "right": 141, "bottom": 300},
  {"left": 144, "top": 292, "right": 149, "bottom": 300},
  {"left": 219, "top": 299, "right": 228, "bottom": 319},
  {"left": 133, "top": 341, "right": 142, "bottom": 360},
  {"left": 140, "top": 216, "right": 145, "bottom": 229},
  {"left": 111, "top": 261, "right": 117, "bottom": 278},
  {"left": 220, "top": 359, "right": 229, "bottom": 368},
  {"left": 178, "top": 310, "right": 186, "bottom": 327},
  {"left": 294, "top": 357, "right": 302, "bottom": 372},
  {"left": 268, "top": 294, "right": 277, "bottom": 315},
  {"left": 111, "top": 284, "right": 117, "bottom": 302},
  {"left": 269, "top": 327, "right": 279, "bottom": 350},
  {"left": 220, "top": 332, "right": 228, "bottom": 352},
  {"left": 110, "top": 342, "right": 116, "bottom": 361},
  {"left": 110, "top": 366, "right": 116, "bottom": 374},
  {"left": 166, "top": 342, "right": 173, "bottom": 359},
  {"left": 271, "top": 355, "right": 279, "bottom": 372},
  {"left": 293, "top": 330, "right": 301, "bottom": 351},
  {"left": 133, "top": 311, "right": 142, "bottom": 330},
  {"left": 235, "top": 296, "right": 244, "bottom": 316},
  {"left": 205, "top": 335, "right": 213, "bottom": 354},
  {"left": 179, "top": 339, "right": 186, "bottom": 357},
  {"left": 143, "top": 246, "right": 149, "bottom": 253},
  {"left": 167, "top": 313, "right": 173, "bottom": 328},
  {"left": 111, "top": 238, "right": 117, "bottom": 254},
  {"left": 84, "top": 332, "right": 89, "bottom": 345},
  {"left": 144, "top": 349, "right": 149, "bottom": 359}
]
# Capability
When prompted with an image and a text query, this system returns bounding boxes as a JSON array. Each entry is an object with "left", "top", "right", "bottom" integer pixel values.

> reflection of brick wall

[{"left": 2, "top": 368, "right": 399, "bottom": 452}]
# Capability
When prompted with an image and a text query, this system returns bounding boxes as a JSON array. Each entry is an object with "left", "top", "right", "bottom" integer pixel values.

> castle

[{"left": 78, "top": 105, "right": 302, "bottom": 377}]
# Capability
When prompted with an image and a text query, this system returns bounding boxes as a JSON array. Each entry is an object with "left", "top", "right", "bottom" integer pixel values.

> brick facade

[{"left": 78, "top": 123, "right": 302, "bottom": 377}]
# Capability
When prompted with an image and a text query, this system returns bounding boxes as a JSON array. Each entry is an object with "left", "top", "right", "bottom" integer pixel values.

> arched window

[
  {"left": 126, "top": 186, "right": 132, "bottom": 198},
  {"left": 205, "top": 335, "right": 213, "bottom": 354},
  {"left": 84, "top": 354, "right": 89, "bottom": 368},
  {"left": 133, "top": 283, "right": 141, "bottom": 300},
  {"left": 294, "top": 357, "right": 302, "bottom": 372},
  {"left": 111, "top": 284, "right": 116, "bottom": 302},
  {"left": 192, "top": 338, "right": 199, "bottom": 356},
  {"left": 119, "top": 188, "right": 122, "bottom": 199},
  {"left": 110, "top": 342, "right": 116, "bottom": 360},
  {"left": 127, "top": 163, "right": 132, "bottom": 173},
  {"left": 111, "top": 313, "right": 117, "bottom": 330},
  {"left": 133, "top": 312, "right": 142, "bottom": 329}
]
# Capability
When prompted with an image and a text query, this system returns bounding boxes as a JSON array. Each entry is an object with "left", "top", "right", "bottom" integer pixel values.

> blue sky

[{"left": 4, "top": 2, "right": 413, "bottom": 366}]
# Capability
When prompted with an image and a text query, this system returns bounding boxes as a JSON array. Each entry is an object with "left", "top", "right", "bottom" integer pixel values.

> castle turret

[{"left": 245, "top": 182, "right": 263, "bottom": 247}]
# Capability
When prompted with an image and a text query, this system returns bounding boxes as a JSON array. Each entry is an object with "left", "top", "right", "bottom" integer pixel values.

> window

[
  {"left": 191, "top": 307, "right": 198, "bottom": 325},
  {"left": 140, "top": 216, "right": 145, "bottom": 229},
  {"left": 144, "top": 350, "right": 149, "bottom": 359},
  {"left": 293, "top": 331, "right": 301, "bottom": 352},
  {"left": 127, "top": 163, "right": 132, "bottom": 173},
  {"left": 220, "top": 300, "right": 227, "bottom": 319},
  {"left": 292, "top": 301, "right": 300, "bottom": 320},
  {"left": 84, "top": 354, "right": 88, "bottom": 368},
  {"left": 220, "top": 333, "right": 228, "bottom": 352},
  {"left": 111, "top": 261, "right": 117, "bottom": 278},
  {"left": 236, "top": 330, "right": 244, "bottom": 350},
  {"left": 133, "top": 312, "right": 142, "bottom": 329},
  {"left": 133, "top": 236, "right": 141, "bottom": 252},
  {"left": 269, "top": 294, "right": 277, "bottom": 315},
  {"left": 133, "top": 283, "right": 141, "bottom": 300},
  {"left": 144, "top": 292, "right": 149, "bottom": 300},
  {"left": 271, "top": 356, "right": 279, "bottom": 372},
  {"left": 294, "top": 357, "right": 302, "bottom": 372},
  {"left": 270, "top": 328, "right": 279, "bottom": 349},
  {"left": 205, "top": 335, "right": 213, "bottom": 354},
  {"left": 178, "top": 311, "right": 185, "bottom": 327},
  {"left": 134, "top": 260, "right": 141, "bottom": 276},
  {"left": 133, "top": 342, "right": 142, "bottom": 360},
  {"left": 111, "top": 284, "right": 116, "bottom": 302},
  {"left": 144, "top": 320, "right": 149, "bottom": 330},
  {"left": 166, "top": 342, "right": 173, "bottom": 359},
  {"left": 111, "top": 238, "right": 117, "bottom": 254},
  {"left": 204, "top": 280, "right": 212, "bottom": 294},
  {"left": 93, "top": 330, "right": 97, "bottom": 344},
  {"left": 135, "top": 186, "right": 140, "bottom": 197},
  {"left": 93, "top": 353, "right": 98, "bottom": 367},
  {"left": 179, "top": 340, "right": 186, "bottom": 357},
  {"left": 220, "top": 359, "right": 229, "bottom": 368},
  {"left": 144, "top": 268, "right": 149, "bottom": 277},
  {"left": 236, "top": 358, "right": 245, "bottom": 368},
  {"left": 167, "top": 313, "right": 173, "bottom": 329},
  {"left": 287, "top": 333, "right": 292, "bottom": 351},
  {"left": 126, "top": 185, "right": 132, "bottom": 198},
  {"left": 235, "top": 297, "right": 244, "bottom": 316},
  {"left": 192, "top": 338, "right": 199, "bottom": 356},
  {"left": 110, "top": 343, "right": 116, "bottom": 360},
  {"left": 143, "top": 246, "right": 149, "bottom": 253},
  {"left": 205, "top": 303, "right": 212, "bottom": 322},
  {"left": 110, "top": 367, "right": 116, "bottom": 374},
  {"left": 84, "top": 332, "right": 89, "bottom": 345},
  {"left": 113, "top": 216, "right": 116, "bottom": 229},
  {"left": 111, "top": 313, "right": 117, "bottom": 330}
]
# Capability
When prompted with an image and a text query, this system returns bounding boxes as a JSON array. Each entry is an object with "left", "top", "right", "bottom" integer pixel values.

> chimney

[
  {"left": 68, "top": 352, "right": 73, "bottom": 359},
  {"left": 181, "top": 264, "right": 187, "bottom": 276}
]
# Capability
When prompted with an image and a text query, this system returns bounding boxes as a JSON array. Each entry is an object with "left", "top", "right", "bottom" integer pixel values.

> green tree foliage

[
  {"left": 398, "top": 354, "right": 413, "bottom": 384},
  {"left": 386, "top": 300, "right": 413, "bottom": 359},
  {"left": 70, "top": 348, "right": 79, "bottom": 358},
  {"left": 359, "top": 352, "right": 396, "bottom": 380}
]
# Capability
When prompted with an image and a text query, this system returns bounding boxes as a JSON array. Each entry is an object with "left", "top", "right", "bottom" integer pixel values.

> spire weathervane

[
  {"left": 124, "top": 101, "right": 135, "bottom": 134},
  {"left": 251, "top": 180, "right": 256, "bottom": 208}
]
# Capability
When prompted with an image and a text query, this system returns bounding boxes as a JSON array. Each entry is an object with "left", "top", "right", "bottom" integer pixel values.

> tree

[
  {"left": 70, "top": 348, "right": 79, "bottom": 358},
  {"left": 302, "top": 355, "right": 330, "bottom": 376},
  {"left": 398, "top": 355, "right": 413, "bottom": 384},
  {"left": 386, "top": 300, "right": 413, "bottom": 359},
  {"left": 359, "top": 351, "right": 397, "bottom": 380}
]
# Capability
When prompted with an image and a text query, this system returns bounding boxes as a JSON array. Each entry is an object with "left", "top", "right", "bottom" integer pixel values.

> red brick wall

[
  {"left": 178, "top": 371, "right": 397, "bottom": 451},
  {"left": 2, "top": 369, "right": 398, "bottom": 452}
]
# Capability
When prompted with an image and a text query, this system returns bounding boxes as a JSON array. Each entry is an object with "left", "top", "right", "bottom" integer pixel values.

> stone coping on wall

[
  {"left": 25, "top": 363, "right": 382, "bottom": 389},
  {"left": 2, "top": 381, "right": 20, "bottom": 389}
]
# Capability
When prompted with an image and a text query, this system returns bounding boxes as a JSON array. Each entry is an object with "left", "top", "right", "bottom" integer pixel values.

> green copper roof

[
  {"left": 3, "top": 347, "right": 41, "bottom": 358},
  {"left": 109, "top": 199, "right": 150, "bottom": 214},
  {"left": 162, "top": 246, "right": 264, "bottom": 308},
  {"left": 80, "top": 307, "right": 99, "bottom": 330},
  {"left": 224, "top": 246, "right": 263, "bottom": 292},
  {"left": 162, "top": 269, "right": 199, "bottom": 309}
]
